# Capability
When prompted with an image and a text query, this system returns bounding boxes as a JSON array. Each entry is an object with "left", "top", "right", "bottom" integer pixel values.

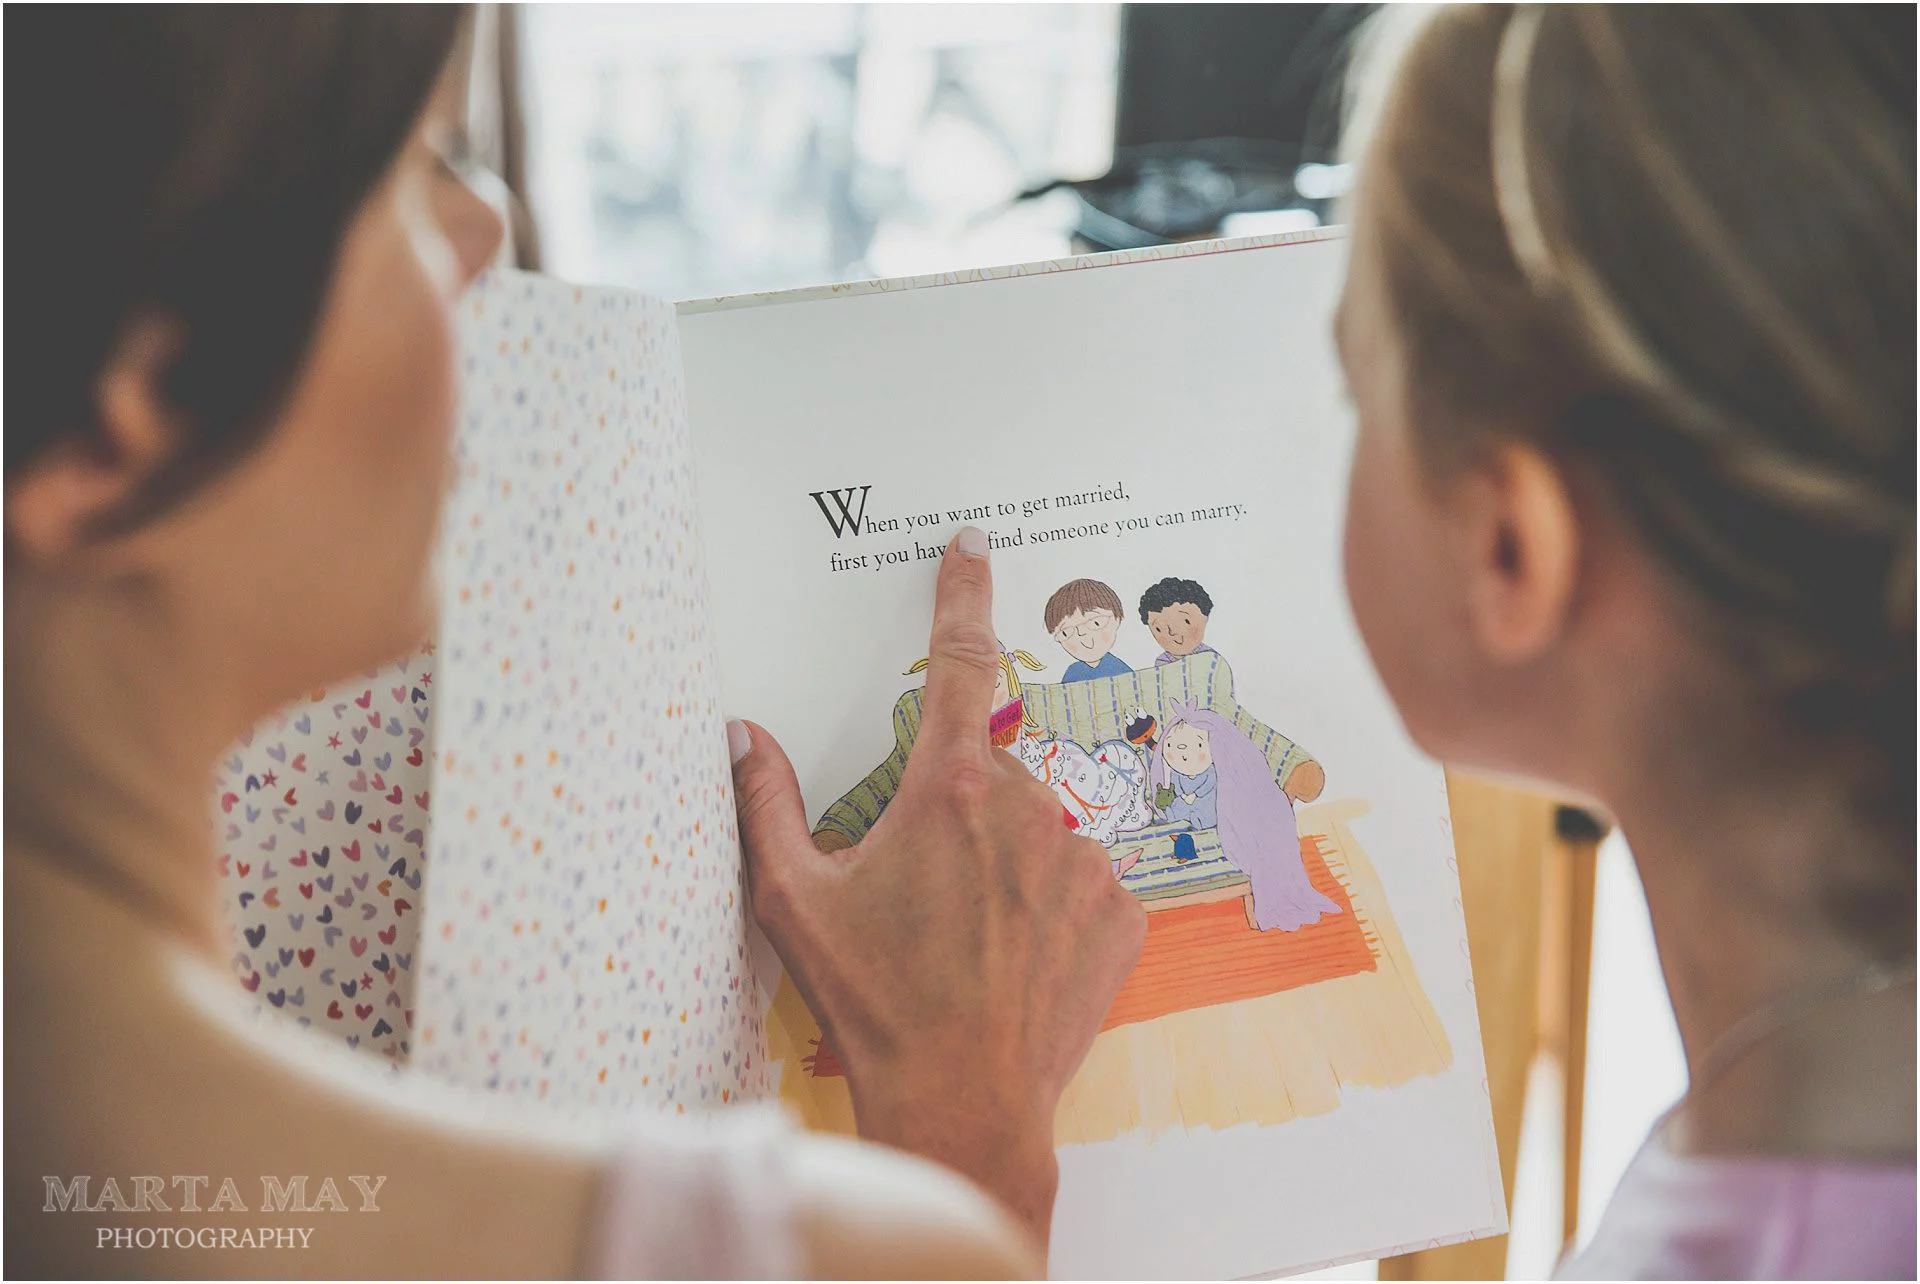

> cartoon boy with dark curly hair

[{"left": 1139, "top": 577, "right": 1217, "bottom": 667}]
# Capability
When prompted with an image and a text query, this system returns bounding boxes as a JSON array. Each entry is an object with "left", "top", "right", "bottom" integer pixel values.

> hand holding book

[
  {"left": 421, "top": 251, "right": 1506, "bottom": 1277},
  {"left": 726, "top": 527, "right": 1148, "bottom": 1250}
]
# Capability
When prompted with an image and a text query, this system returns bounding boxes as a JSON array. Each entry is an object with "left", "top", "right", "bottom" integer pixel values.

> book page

[
  {"left": 414, "top": 270, "right": 771, "bottom": 1118},
  {"left": 678, "top": 233, "right": 1506, "bottom": 1277}
]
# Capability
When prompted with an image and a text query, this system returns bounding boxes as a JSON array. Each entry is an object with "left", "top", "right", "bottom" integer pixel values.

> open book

[{"left": 219, "top": 230, "right": 1505, "bottom": 1278}]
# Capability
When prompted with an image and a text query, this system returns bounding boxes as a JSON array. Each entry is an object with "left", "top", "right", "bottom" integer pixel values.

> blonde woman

[{"left": 1326, "top": 6, "right": 1913, "bottom": 1275}]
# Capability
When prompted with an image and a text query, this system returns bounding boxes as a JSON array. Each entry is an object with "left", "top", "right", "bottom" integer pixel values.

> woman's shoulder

[
  {"left": 6, "top": 854, "right": 1034, "bottom": 1279},
  {"left": 5, "top": 851, "right": 599, "bottom": 1276}
]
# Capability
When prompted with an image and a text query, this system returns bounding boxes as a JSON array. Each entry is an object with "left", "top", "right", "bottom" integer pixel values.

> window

[{"left": 520, "top": 3, "right": 1121, "bottom": 300}]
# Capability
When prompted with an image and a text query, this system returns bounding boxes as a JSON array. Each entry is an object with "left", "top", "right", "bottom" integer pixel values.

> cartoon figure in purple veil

[{"left": 1149, "top": 700, "right": 1343, "bottom": 932}]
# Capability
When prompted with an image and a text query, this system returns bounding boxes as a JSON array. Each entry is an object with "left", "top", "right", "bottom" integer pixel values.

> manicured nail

[
  {"left": 726, "top": 719, "right": 752, "bottom": 765},
  {"left": 954, "top": 526, "right": 989, "bottom": 558}
]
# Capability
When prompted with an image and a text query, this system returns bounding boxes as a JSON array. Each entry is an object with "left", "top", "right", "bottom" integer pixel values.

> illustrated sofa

[{"left": 811, "top": 651, "right": 1324, "bottom": 914}]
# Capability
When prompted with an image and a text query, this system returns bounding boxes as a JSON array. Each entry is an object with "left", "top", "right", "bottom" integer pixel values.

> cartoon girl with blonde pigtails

[
  {"left": 908, "top": 644, "right": 1155, "bottom": 851},
  {"left": 904, "top": 646, "right": 1046, "bottom": 750}
]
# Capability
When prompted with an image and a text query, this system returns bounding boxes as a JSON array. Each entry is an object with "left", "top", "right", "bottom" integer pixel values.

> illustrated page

[
  {"left": 415, "top": 271, "right": 772, "bottom": 1118},
  {"left": 678, "top": 233, "right": 1506, "bottom": 1277}
]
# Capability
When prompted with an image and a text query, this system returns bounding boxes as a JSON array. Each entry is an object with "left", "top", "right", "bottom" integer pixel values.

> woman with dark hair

[
  {"left": 5, "top": 8, "right": 1144, "bottom": 1277},
  {"left": 9, "top": 4, "right": 1914, "bottom": 1279}
]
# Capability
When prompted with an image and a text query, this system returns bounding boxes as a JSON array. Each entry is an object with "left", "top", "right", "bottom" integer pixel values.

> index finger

[{"left": 916, "top": 526, "right": 1000, "bottom": 760}]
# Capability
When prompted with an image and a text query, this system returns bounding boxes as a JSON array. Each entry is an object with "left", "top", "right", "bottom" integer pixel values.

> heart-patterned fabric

[{"left": 215, "top": 651, "right": 434, "bottom": 1060}]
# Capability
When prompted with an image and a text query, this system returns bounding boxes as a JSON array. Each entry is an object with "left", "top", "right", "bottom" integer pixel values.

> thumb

[{"left": 727, "top": 719, "right": 825, "bottom": 911}]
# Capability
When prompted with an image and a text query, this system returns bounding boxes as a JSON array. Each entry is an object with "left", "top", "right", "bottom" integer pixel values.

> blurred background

[
  {"left": 462, "top": 6, "right": 1688, "bottom": 1276},
  {"left": 477, "top": 3, "right": 1364, "bottom": 297}
]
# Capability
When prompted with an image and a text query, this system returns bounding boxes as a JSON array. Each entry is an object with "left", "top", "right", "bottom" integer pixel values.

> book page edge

[{"left": 675, "top": 226, "right": 1348, "bottom": 315}]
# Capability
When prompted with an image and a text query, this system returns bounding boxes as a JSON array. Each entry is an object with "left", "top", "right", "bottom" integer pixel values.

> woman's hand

[{"left": 728, "top": 527, "right": 1147, "bottom": 1251}]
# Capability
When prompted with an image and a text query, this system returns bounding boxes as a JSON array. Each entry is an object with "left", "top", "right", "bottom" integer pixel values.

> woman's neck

[
  {"left": 5, "top": 577, "right": 254, "bottom": 958},
  {"left": 1600, "top": 734, "right": 1915, "bottom": 1161}
]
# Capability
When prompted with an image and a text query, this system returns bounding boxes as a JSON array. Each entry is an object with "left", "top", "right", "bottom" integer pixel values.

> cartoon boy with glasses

[{"left": 1044, "top": 578, "right": 1133, "bottom": 683}]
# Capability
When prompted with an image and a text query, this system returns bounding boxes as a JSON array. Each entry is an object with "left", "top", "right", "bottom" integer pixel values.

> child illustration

[
  {"left": 1139, "top": 578, "right": 1217, "bottom": 666},
  {"left": 906, "top": 645, "right": 1153, "bottom": 861},
  {"left": 1150, "top": 701, "right": 1341, "bottom": 932},
  {"left": 1157, "top": 721, "right": 1218, "bottom": 830},
  {"left": 1012, "top": 732, "right": 1155, "bottom": 848},
  {"left": 905, "top": 646, "right": 1044, "bottom": 749},
  {"left": 1044, "top": 579, "right": 1133, "bottom": 683}
]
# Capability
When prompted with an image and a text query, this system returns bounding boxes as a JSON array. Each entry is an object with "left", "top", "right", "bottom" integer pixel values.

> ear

[
  {"left": 1464, "top": 442, "right": 1580, "bottom": 664},
  {"left": 6, "top": 314, "right": 188, "bottom": 563}
]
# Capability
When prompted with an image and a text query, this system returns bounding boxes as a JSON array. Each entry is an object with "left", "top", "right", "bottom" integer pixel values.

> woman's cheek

[
  {"left": 354, "top": 193, "right": 462, "bottom": 652},
  {"left": 408, "top": 229, "right": 465, "bottom": 456}
]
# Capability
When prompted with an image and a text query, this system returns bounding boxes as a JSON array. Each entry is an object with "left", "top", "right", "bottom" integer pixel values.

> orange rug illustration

[{"left": 769, "top": 799, "right": 1452, "bottom": 1143}]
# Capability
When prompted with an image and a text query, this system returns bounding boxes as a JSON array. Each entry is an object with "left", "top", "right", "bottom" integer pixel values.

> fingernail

[
  {"left": 954, "top": 525, "right": 989, "bottom": 558},
  {"left": 726, "top": 719, "right": 752, "bottom": 765}
]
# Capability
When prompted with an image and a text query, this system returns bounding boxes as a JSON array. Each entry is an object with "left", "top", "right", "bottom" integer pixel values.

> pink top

[
  {"left": 580, "top": 1102, "right": 1917, "bottom": 1279},
  {"left": 1560, "top": 1122, "right": 1916, "bottom": 1280},
  {"left": 585, "top": 1105, "right": 801, "bottom": 1280}
]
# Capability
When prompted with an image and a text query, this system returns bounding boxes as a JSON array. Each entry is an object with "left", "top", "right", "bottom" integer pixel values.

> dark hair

[
  {"left": 1044, "top": 578, "right": 1124, "bottom": 633},
  {"left": 7, "top": 6, "right": 466, "bottom": 528},
  {"left": 1138, "top": 578, "right": 1213, "bottom": 624}
]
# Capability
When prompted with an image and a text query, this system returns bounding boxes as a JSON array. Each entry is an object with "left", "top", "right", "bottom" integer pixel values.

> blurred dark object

[
  {"left": 1555, "top": 806, "right": 1612, "bottom": 843},
  {"left": 464, "top": 4, "right": 543, "bottom": 270},
  {"left": 494, "top": 5, "right": 542, "bottom": 270},
  {"left": 1021, "top": 3, "right": 1376, "bottom": 251},
  {"left": 1116, "top": 2, "right": 1370, "bottom": 149}
]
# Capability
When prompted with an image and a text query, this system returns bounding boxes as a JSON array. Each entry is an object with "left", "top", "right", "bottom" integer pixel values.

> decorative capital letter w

[{"left": 809, "top": 485, "right": 871, "bottom": 539}]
